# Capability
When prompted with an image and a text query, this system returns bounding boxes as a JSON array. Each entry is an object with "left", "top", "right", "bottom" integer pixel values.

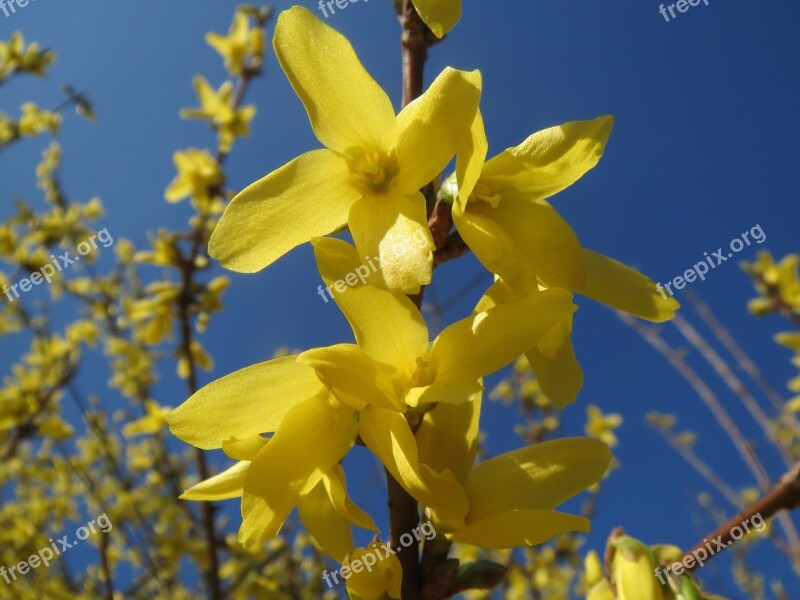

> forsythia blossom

[
  {"left": 209, "top": 7, "right": 481, "bottom": 294},
  {"left": 168, "top": 236, "right": 576, "bottom": 546},
  {"left": 180, "top": 76, "right": 256, "bottom": 153},
  {"left": 206, "top": 11, "right": 265, "bottom": 76}
]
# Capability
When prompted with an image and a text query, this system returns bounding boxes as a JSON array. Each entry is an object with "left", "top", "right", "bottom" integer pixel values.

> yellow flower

[
  {"left": 38, "top": 416, "right": 74, "bottom": 441},
  {"left": 475, "top": 276, "right": 583, "bottom": 407},
  {"left": 584, "top": 550, "right": 614, "bottom": 600},
  {"left": 449, "top": 113, "right": 678, "bottom": 405},
  {"left": 180, "top": 76, "right": 256, "bottom": 153},
  {"left": 0, "top": 114, "right": 15, "bottom": 144},
  {"left": 169, "top": 236, "right": 576, "bottom": 547},
  {"left": 206, "top": 12, "right": 264, "bottom": 76},
  {"left": 168, "top": 356, "right": 374, "bottom": 548},
  {"left": 584, "top": 405, "right": 623, "bottom": 448},
  {"left": 18, "top": 103, "right": 61, "bottom": 137},
  {"left": 0, "top": 32, "right": 54, "bottom": 76},
  {"left": 744, "top": 251, "right": 800, "bottom": 315},
  {"left": 412, "top": 0, "right": 462, "bottom": 38},
  {"left": 180, "top": 442, "right": 377, "bottom": 561},
  {"left": 122, "top": 400, "right": 172, "bottom": 437},
  {"left": 311, "top": 237, "right": 576, "bottom": 413},
  {"left": 209, "top": 6, "right": 482, "bottom": 294},
  {"left": 454, "top": 111, "right": 678, "bottom": 320},
  {"left": 416, "top": 394, "right": 612, "bottom": 548},
  {"left": 344, "top": 544, "right": 402, "bottom": 600},
  {"left": 609, "top": 534, "right": 666, "bottom": 600},
  {"left": 164, "top": 148, "right": 223, "bottom": 204}
]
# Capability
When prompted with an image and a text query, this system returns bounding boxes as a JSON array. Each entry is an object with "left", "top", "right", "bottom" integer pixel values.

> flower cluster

[
  {"left": 168, "top": 6, "right": 678, "bottom": 598},
  {"left": 744, "top": 252, "right": 800, "bottom": 414}
]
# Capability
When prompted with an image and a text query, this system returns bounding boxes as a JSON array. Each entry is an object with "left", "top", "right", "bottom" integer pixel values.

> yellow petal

[
  {"left": 312, "top": 237, "right": 429, "bottom": 375},
  {"left": 476, "top": 279, "right": 582, "bottom": 407},
  {"left": 344, "top": 544, "right": 403, "bottom": 600},
  {"left": 324, "top": 464, "right": 379, "bottom": 533},
  {"left": 167, "top": 356, "right": 324, "bottom": 450},
  {"left": 273, "top": 6, "right": 397, "bottom": 153},
  {"left": 404, "top": 379, "right": 483, "bottom": 408},
  {"left": 348, "top": 191, "right": 434, "bottom": 294},
  {"left": 482, "top": 116, "right": 614, "bottom": 199},
  {"left": 298, "top": 477, "right": 355, "bottom": 562},
  {"left": 394, "top": 68, "right": 482, "bottom": 194},
  {"left": 412, "top": 0, "right": 462, "bottom": 38},
  {"left": 416, "top": 392, "right": 481, "bottom": 487},
  {"left": 209, "top": 149, "right": 357, "bottom": 273},
  {"left": 525, "top": 341, "right": 583, "bottom": 409},
  {"left": 465, "top": 437, "right": 611, "bottom": 519},
  {"left": 448, "top": 509, "right": 589, "bottom": 548},
  {"left": 525, "top": 315, "right": 583, "bottom": 408},
  {"left": 455, "top": 109, "right": 489, "bottom": 211},
  {"left": 181, "top": 461, "right": 249, "bottom": 501},
  {"left": 240, "top": 396, "right": 358, "bottom": 547},
  {"left": 192, "top": 76, "right": 217, "bottom": 110},
  {"left": 574, "top": 249, "right": 680, "bottom": 322},
  {"left": 358, "top": 406, "right": 469, "bottom": 530},
  {"left": 298, "top": 344, "right": 403, "bottom": 412},
  {"left": 431, "top": 288, "right": 576, "bottom": 384},
  {"left": 452, "top": 203, "right": 538, "bottom": 292},
  {"left": 585, "top": 550, "right": 606, "bottom": 586},
  {"left": 587, "top": 580, "right": 616, "bottom": 600},
  {"left": 614, "top": 547, "right": 664, "bottom": 600},
  {"left": 222, "top": 435, "right": 269, "bottom": 461},
  {"left": 165, "top": 177, "right": 193, "bottom": 203},
  {"left": 313, "top": 238, "right": 428, "bottom": 375},
  {"left": 478, "top": 191, "right": 586, "bottom": 290}
]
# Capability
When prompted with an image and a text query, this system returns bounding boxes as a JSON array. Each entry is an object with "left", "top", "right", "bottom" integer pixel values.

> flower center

[
  {"left": 345, "top": 148, "right": 397, "bottom": 193},
  {"left": 410, "top": 355, "right": 434, "bottom": 388},
  {"left": 468, "top": 182, "right": 502, "bottom": 208}
]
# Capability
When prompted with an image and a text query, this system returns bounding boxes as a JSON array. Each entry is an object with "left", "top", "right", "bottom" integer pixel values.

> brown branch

[
  {"left": 682, "top": 462, "right": 800, "bottom": 572},
  {"left": 433, "top": 232, "right": 469, "bottom": 267},
  {"left": 387, "top": 468, "right": 422, "bottom": 599},
  {"left": 390, "top": 2, "right": 449, "bottom": 596},
  {"left": 99, "top": 529, "right": 114, "bottom": 600},
  {"left": 620, "top": 311, "right": 800, "bottom": 564},
  {"left": 428, "top": 199, "right": 453, "bottom": 250},
  {"left": 173, "top": 26, "right": 268, "bottom": 597},
  {"left": 399, "top": 0, "right": 437, "bottom": 107},
  {"left": 177, "top": 223, "right": 223, "bottom": 600}
]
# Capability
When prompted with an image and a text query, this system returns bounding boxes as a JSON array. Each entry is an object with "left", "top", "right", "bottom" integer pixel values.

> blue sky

[{"left": 2, "top": 0, "right": 800, "bottom": 596}]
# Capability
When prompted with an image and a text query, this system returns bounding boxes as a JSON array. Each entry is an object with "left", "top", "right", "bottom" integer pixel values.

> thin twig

[
  {"left": 650, "top": 422, "right": 743, "bottom": 509},
  {"left": 686, "top": 290, "right": 799, "bottom": 428},
  {"left": 671, "top": 312, "right": 793, "bottom": 466},
  {"left": 620, "top": 312, "right": 800, "bottom": 565},
  {"left": 619, "top": 312, "right": 772, "bottom": 490}
]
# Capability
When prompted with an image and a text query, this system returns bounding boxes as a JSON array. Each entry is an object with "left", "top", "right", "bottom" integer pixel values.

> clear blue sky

[{"left": 2, "top": 0, "right": 799, "bottom": 596}]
